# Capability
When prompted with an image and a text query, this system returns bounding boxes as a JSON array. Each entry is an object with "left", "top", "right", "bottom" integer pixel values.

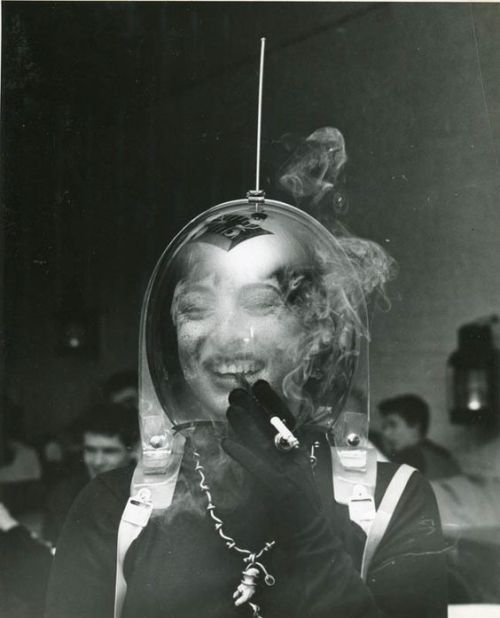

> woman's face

[{"left": 172, "top": 234, "right": 309, "bottom": 418}]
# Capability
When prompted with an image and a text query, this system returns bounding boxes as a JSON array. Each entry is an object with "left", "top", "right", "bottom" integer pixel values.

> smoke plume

[
  {"left": 279, "top": 127, "right": 348, "bottom": 214},
  {"left": 277, "top": 127, "right": 396, "bottom": 429}
]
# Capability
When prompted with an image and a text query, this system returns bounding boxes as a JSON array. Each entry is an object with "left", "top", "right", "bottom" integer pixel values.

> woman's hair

[
  {"left": 275, "top": 233, "right": 395, "bottom": 428},
  {"left": 147, "top": 205, "right": 395, "bottom": 429}
]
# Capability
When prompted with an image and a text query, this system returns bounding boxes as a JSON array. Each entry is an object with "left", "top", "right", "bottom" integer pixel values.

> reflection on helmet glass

[
  {"left": 143, "top": 200, "right": 380, "bottom": 432},
  {"left": 171, "top": 237, "right": 306, "bottom": 420}
]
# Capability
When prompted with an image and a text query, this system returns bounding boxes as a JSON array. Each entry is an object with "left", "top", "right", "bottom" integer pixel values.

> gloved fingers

[
  {"left": 226, "top": 404, "right": 275, "bottom": 456},
  {"left": 228, "top": 381, "right": 296, "bottom": 436},
  {"left": 221, "top": 437, "right": 284, "bottom": 493},
  {"left": 222, "top": 438, "right": 321, "bottom": 536},
  {"left": 228, "top": 388, "right": 275, "bottom": 441},
  {"left": 228, "top": 387, "right": 251, "bottom": 407},
  {"left": 251, "top": 380, "right": 296, "bottom": 430}
]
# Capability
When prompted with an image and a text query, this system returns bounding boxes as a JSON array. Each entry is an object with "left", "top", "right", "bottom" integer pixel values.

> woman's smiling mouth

[{"left": 204, "top": 358, "right": 265, "bottom": 385}]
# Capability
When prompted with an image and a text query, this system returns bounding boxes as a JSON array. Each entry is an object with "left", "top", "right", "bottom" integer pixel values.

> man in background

[
  {"left": 379, "top": 394, "right": 460, "bottom": 480},
  {"left": 43, "top": 402, "right": 138, "bottom": 544}
]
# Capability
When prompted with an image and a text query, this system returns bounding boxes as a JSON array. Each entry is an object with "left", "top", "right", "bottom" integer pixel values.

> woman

[{"left": 45, "top": 199, "right": 447, "bottom": 618}]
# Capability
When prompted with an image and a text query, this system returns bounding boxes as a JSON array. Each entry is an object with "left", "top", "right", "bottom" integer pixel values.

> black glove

[
  {"left": 223, "top": 381, "right": 385, "bottom": 618},
  {"left": 222, "top": 380, "right": 329, "bottom": 545}
]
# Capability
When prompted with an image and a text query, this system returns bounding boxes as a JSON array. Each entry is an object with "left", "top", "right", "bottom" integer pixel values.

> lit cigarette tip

[{"left": 270, "top": 416, "right": 300, "bottom": 448}]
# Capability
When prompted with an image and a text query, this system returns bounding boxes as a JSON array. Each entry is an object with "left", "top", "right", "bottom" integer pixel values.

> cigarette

[
  {"left": 235, "top": 374, "right": 299, "bottom": 449},
  {"left": 270, "top": 416, "right": 300, "bottom": 449}
]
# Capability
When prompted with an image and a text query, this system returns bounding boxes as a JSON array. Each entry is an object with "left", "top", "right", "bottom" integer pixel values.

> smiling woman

[
  {"left": 171, "top": 238, "right": 305, "bottom": 419},
  {"left": 45, "top": 195, "right": 449, "bottom": 618},
  {"left": 143, "top": 198, "right": 389, "bottom": 433}
]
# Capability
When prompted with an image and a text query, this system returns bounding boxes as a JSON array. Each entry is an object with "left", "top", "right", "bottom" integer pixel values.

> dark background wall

[{"left": 2, "top": 2, "right": 500, "bottom": 453}]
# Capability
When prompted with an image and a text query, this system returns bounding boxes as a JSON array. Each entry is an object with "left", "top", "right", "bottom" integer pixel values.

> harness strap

[
  {"left": 114, "top": 460, "right": 414, "bottom": 614},
  {"left": 114, "top": 489, "right": 153, "bottom": 618},
  {"left": 360, "top": 463, "right": 415, "bottom": 581}
]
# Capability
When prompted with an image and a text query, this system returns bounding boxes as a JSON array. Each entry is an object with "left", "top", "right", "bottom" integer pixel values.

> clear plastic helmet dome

[{"left": 138, "top": 198, "right": 372, "bottom": 465}]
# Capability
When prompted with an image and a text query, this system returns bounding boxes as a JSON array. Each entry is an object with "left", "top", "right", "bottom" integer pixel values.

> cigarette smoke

[
  {"left": 278, "top": 126, "right": 395, "bottom": 305},
  {"left": 158, "top": 424, "right": 252, "bottom": 524},
  {"left": 279, "top": 127, "right": 348, "bottom": 214},
  {"left": 277, "top": 127, "right": 396, "bottom": 428}
]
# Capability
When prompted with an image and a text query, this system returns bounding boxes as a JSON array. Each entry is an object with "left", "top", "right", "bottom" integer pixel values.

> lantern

[{"left": 448, "top": 316, "right": 500, "bottom": 425}]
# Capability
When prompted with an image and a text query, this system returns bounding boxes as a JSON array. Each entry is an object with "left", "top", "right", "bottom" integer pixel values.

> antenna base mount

[{"left": 247, "top": 189, "right": 266, "bottom": 207}]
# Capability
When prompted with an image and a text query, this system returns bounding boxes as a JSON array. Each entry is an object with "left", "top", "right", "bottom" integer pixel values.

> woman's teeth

[{"left": 215, "top": 363, "right": 259, "bottom": 375}]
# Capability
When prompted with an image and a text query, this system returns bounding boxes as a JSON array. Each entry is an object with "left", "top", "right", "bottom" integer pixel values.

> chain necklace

[{"left": 192, "top": 447, "right": 276, "bottom": 618}]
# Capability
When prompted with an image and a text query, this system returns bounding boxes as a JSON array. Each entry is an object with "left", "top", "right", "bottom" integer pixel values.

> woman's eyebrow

[
  {"left": 258, "top": 267, "right": 305, "bottom": 291},
  {"left": 176, "top": 280, "right": 216, "bottom": 296},
  {"left": 238, "top": 281, "right": 282, "bottom": 294},
  {"left": 171, "top": 280, "right": 216, "bottom": 322},
  {"left": 182, "top": 284, "right": 214, "bottom": 294},
  {"left": 236, "top": 265, "right": 285, "bottom": 289},
  {"left": 266, "top": 267, "right": 283, "bottom": 283}
]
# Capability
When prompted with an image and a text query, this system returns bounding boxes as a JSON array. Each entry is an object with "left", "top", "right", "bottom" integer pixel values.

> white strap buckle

[
  {"left": 338, "top": 448, "right": 368, "bottom": 471},
  {"left": 348, "top": 484, "right": 376, "bottom": 534},
  {"left": 122, "top": 489, "right": 153, "bottom": 528}
]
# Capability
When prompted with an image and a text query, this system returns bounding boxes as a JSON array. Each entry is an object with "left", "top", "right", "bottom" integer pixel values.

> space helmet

[{"left": 136, "top": 196, "right": 387, "bottom": 476}]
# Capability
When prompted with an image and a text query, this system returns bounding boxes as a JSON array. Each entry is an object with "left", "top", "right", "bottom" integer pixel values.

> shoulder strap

[
  {"left": 114, "top": 444, "right": 184, "bottom": 618},
  {"left": 360, "top": 463, "right": 416, "bottom": 581},
  {"left": 114, "top": 488, "right": 153, "bottom": 618}
]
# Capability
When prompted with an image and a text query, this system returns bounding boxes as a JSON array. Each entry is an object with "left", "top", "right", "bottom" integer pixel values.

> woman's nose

[{"left": 212, "top": 308, "right": 254, "bottom": 348}]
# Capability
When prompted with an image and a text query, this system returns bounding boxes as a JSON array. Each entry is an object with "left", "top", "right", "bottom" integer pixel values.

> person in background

[
  {"left": 0, "top": 502, "right": 52, "bottom": 618},
  {"left": 0, "top": 399, "right": 42, "bottom": 485},
  {"left": 379, "top": 394, "right": 460, "bottom": 480},
  {"left": 430, "top": 420, "right": 500, "bottom": 603},
  {"left": 342, "top": 388, "right": 389, "bottom": 461},
  {"left": 43, "top": 402, "right": 139, "bottom": 544},
  {"left": 39, "top": 417, "right": 88, "bottom": 493},
  {"left": 0, "top": 399, "right": 44, "bottom": 516},
  {"left": 39, "top": 372, "right": 138, "bottom": 490}
]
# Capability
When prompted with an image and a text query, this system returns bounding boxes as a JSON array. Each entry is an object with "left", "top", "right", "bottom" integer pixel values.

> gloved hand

[
  {"left": 222, "top": 380, "right": 330, "bottom": 545},
  {"left": 223, "top": 381, "right": 386, "bottom": 618}
]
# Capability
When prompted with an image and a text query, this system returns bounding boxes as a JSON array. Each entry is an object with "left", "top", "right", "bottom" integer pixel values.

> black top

[
  {"left": 45, "top": 446, "right": 447, "bottom": 618},
  {"left": 43, "top": 466, "right": 90, "bottom": 544},
  {"left": 393, "top": 439, "right": 461, "bottom": 480},
  {"left": 0, "top": 525, "right": 52, "bottom": 617}
]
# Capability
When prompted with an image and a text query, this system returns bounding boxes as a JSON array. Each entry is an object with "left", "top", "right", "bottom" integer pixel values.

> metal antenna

[
  {"left": 247, "top": 37, "right": 266, "bottom": 206},
  {"left": 255, "top": 37, "right": 266, "bottom": 193}
]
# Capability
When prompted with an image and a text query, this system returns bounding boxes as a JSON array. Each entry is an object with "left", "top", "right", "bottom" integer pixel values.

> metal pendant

[{"left": 233, "top": 566, "right": 260, "bottom": 606}]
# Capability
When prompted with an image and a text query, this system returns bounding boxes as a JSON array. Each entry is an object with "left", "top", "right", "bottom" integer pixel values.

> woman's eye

[
  {"left": 239, "top": 288, "right": 283, "bottom": 315},
  {"left": 177, "top": 296, "right": 212, "bottom": 320}
]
